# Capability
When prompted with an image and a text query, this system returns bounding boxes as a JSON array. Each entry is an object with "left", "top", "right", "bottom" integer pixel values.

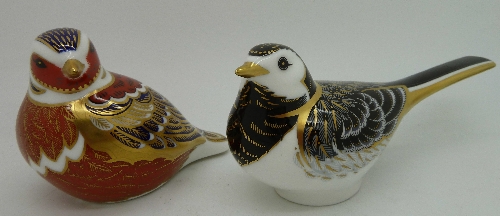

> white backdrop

[{"left": 1, "top": 1, "right": 499, "bottom": 215}]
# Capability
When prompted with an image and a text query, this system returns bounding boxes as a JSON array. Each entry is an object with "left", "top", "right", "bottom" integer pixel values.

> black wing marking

[{"left": 299, "top": 81, "right": 406, "bottom": 177}]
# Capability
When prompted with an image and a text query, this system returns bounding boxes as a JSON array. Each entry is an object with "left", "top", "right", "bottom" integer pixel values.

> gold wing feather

[{"left": 72, "top": 86, "right": 206, "bottom": 164}]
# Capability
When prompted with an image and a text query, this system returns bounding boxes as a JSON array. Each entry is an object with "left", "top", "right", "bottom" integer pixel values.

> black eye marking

[
  {"left": 32, "top": 56, "right": 47, "bottom": 68},
  {"left": 278, "top": 57, "right": 292, "bottom": 70}
]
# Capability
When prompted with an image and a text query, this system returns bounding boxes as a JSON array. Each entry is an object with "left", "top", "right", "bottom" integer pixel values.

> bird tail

[
  {"left": 385, "top": 56, "right": 495, "bottom": 115},
  {"left": 200, "top": 130, "right": 228, "bottom": 143},
  {"left": 182, "top": 130, "right": 228, "bottom": 168}
]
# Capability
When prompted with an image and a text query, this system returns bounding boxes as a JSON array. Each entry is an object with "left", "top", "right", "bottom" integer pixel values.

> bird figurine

[
  {"left": 16, "top": 28, "right": 228, "bottom": 203},
  {"left": 227, "top": 43, "right": 496, "bottom": 206}
]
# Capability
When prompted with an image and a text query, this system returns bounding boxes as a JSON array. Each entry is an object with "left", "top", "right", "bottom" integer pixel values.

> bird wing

[
  {"left": 73, "top": 73, "right": 205, "bottom": 163},
  {"left": 297, "top": 81, "right": 406, "bottom": 178}
]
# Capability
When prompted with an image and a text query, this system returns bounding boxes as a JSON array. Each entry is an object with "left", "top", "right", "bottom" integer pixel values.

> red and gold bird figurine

[{"left": 16, "top": 28, "right": 228, "bottom": 203}]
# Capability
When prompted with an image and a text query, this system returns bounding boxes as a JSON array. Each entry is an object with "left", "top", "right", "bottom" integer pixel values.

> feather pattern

[
  {"left": 83, "top": 74, "right": 203, "bottom": 151},
  {"left": 299, "top": 81, "right": 406, "bottom": 178}
]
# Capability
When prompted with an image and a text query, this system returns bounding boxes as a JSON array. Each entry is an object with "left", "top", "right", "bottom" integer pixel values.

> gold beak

[
  {"left": 235, "top": 62, "right": 269, "bottom": 78},
  {"left": 62, "top": 59, "right": 85, "bottom": 78}
]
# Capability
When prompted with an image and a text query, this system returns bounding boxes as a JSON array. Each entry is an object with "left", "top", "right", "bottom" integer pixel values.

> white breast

[{"left": 241, "top": 125, "right": 379, "bottom": 191}]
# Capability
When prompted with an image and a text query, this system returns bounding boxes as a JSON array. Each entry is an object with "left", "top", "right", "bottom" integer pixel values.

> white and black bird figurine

[
  {"left": 16, "top": 28, "right": 228, "bottom": 202},
  {"left": 227, "top": 43, "right": 496, "bottom": 206}
]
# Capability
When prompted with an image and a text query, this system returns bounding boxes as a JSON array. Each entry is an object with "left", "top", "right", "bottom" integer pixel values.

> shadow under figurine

[
  {"left": 227, "top": 43, "right": 495, "bottom": 206},
  {"left": 16, "top": 28, "right": 228, "bottom": 203}
]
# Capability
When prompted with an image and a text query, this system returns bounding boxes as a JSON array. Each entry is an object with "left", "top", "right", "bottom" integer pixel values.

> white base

[{"left": 275, "top": 178, "right": 362, "bottom": 206}]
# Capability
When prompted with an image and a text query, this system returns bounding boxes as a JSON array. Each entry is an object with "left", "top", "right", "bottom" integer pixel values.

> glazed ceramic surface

[
  {"left": 16, "top": 28, "right": 228, "bottom": 203},
  {"left": 227, "top": 43, "right": 495, "bottom": 206}
]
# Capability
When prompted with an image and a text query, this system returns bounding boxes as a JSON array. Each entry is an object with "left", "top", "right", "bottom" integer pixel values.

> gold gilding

[
  {"left": 272, "top": 81, "right": 323, "bottom": 168},
  {"left": 27, "top": 68, "right": 113, "bottom": 108},
  {"left": 70, "top": 85, "right": 206, "bottom": 164},
  {"left": 235, "top": 62, "right": 270, "bottom": 78},
  {"left": 31, "top": 66, "right": 102, "bottom": 95},
  {"left": 403, "top": 61, "right": 496, "bottom": 116},
  {"left": 62, "top": 59, "right": 85, "bottom": 78},
  {"left": 27, "top": 72, "right": 206, "bottom": 164},
  {"left": 36, "top": 28, "right": 81, "bottom": 53},
  {"left": 30, "top": 81, "right": 46, "bottom": 95}
]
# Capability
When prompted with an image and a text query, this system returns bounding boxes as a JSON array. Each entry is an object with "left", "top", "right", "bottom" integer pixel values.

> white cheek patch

[
  {"left": 245, "top": 50, "right": 310, "bottom": 99},
  {"left": 248, "top": 69, "right": 309, "bottom": 99},
  {"left": 32, "top": 32, "right": 90, "bottom": 73}
]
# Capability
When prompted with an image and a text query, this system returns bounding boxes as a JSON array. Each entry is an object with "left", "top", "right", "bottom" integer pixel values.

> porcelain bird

[
  {"left": 16, "top": 28, "right": 228, "bottom": 202},
  {"left": 227, "top": 43, "right": 495, "bottom": 206}
]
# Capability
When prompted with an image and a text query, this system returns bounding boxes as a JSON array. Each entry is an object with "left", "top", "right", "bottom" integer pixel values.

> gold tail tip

[{"left": 202, "top": 130, "right": 228, "bottom": 142}]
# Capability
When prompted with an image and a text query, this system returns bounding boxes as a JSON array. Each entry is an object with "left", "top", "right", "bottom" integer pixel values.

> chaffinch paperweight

[{"left": 16, "top": 28, "right": 228, "bottom": 203}]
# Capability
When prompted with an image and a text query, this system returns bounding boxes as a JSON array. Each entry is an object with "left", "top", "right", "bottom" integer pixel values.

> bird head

[
  {"left": 235, "top": 43, "right": 314, "bottom": 99},
  {"left": 31, "top": 28, "right": 101, "bottom": 94}
]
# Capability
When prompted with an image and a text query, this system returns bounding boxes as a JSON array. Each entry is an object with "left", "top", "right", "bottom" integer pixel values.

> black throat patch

[{"left": 227, "top": 81, "right": 307, "bottom": 165}]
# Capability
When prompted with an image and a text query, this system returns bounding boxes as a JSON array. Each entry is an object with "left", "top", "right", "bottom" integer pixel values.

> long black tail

[
  {"left": 386, "top": 56, "right": 495, "bottom": 114},
  {"left": 387, "top": 56, "right": 492, "bottom": 88}
]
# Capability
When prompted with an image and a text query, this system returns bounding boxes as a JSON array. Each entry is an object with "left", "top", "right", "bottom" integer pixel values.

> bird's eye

[
  {"left": 278, "top": 57, "right": 292, "bottom": 70},
  {"left": 32, "top": 57, "right": 47, "bottom": 68}
]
